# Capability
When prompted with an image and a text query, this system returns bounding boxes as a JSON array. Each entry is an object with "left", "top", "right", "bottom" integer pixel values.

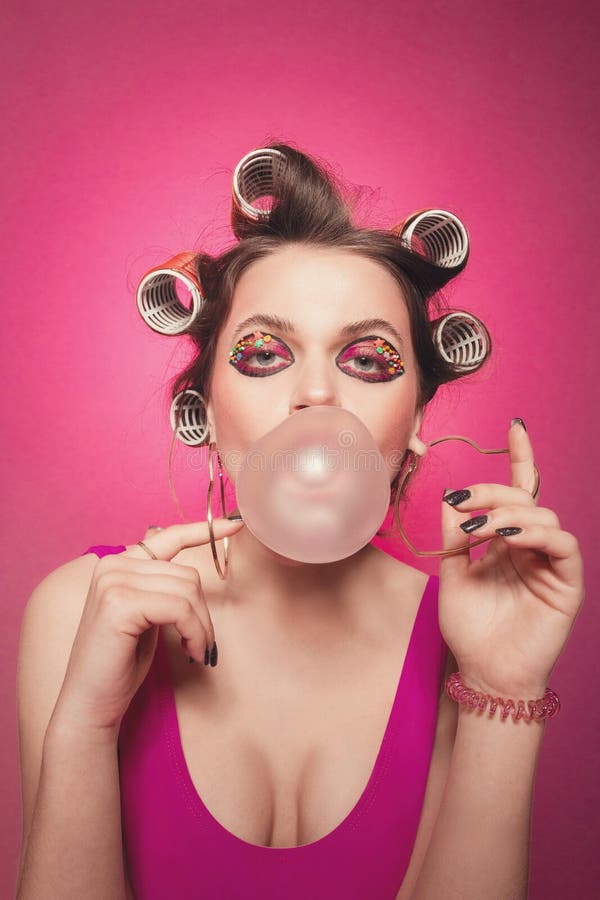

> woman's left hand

[{"left": 438, "top": 418, "right": 585, "bottom": 699}]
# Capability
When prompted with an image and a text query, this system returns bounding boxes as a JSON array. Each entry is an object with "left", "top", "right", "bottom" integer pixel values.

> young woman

[{"left": 16, "top": 144, "right": 584, "bottom": 899}]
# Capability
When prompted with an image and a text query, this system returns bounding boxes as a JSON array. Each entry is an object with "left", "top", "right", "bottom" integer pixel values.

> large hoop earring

[
  {"left": 392, "top": 436, "right": 541, "bottom": 558},
  {"left": 207, "top": 441, "right": 229, "bottom": 580},
  {"left": 167, "top": 391, "right": 230, "bottom": 580}
]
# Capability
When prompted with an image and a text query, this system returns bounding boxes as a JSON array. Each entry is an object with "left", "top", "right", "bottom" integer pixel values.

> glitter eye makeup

[
  {"left": 336, "top": 336, "right": 405, "bottom": 382},
  {"left": 229, "top": 330, "right": 294, "bottom": 376},
  {"left": 228, "top": 330, "right": 405, "bottom": 381}
]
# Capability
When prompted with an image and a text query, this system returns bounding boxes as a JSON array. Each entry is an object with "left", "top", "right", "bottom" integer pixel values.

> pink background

[{"left": 2, "top": 0, "right": 598, "bottom": 896}]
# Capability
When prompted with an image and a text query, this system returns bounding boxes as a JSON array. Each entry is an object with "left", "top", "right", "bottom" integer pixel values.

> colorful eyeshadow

[
  {"left": 229, "top": 329, "right": 273, "bottom": 362},
  {"left": 229, "top": 330, "right": 405, "bottom": 380},
  {"left": 371, "top": 338, "right": 403, "bottom": 370}
]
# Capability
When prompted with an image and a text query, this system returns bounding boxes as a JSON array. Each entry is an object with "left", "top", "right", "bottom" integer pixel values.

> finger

[
  {"left": 508, "top": 419, "right": 538, "bottom": 498},
  {"left": 164, "top": 568, "right": 215, "bottom": 651},
  {"left": 110, "top": 569, "right": 216, "bottom": 650},
  {"left": 100, "top": 558, "right": 210, "bottom": 581},
  {"left": 443, "top": 482, "right": 537, "bottom": 513},
  {"left": 493, "top": 525, "right": 584, "bottom": 597},
  {"left": 124, "top": 516, "right": 245, "bottom": 562},
  {"left": 455, "top": 505, "right": 560, "bottom": 537},
  {"left": 123, "top": 588, "right": 213, "bottom": 665},
  {"left": 439, "top": 488, "right": 472, "bottom": 578}
]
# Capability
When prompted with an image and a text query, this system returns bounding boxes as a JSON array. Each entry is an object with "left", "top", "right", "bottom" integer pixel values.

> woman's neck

[{"left": 212, "top": 509, "right": 384, "bottom": 625}]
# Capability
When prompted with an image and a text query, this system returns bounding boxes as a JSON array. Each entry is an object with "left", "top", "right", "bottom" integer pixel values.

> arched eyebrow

[{"left": 230, "top": 314, "right": 405, "bottom": 351}]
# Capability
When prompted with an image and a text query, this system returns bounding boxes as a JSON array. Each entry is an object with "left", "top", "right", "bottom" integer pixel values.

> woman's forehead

[{"left": 228, "top": 245, "right": 410, "bottom": 336}]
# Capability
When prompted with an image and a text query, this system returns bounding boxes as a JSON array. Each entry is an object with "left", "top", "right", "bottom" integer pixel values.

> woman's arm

[
  {"left": 407, "top": 693, "right": 546, "bottom": 900},
  {"left": 409, "top": 422, "right": 584, "bottom": 898},
  {"left": 17, "top": 521, "right": 235, "bottom": 898},
  {"left": 16, "top": 559, "right": 128, "bottom": 900},
  {"left": 18, "top": 716, "right": 127, "bottom": 900}
]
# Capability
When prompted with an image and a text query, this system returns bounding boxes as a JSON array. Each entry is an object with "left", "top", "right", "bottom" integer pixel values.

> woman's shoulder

[
  {"left": 22, "top": 546, "right": 114, "bottom": 640},
  {"left": 37, "top": 550, "right": 97, "bottom": 590}
]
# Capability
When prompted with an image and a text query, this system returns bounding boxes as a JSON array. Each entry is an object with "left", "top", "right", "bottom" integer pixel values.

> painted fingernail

[
  {"left": 496, "top": 526, "right": 523, "bottom": 536},
  {"left": 210, "top": 641, "right": 218, "bottom": 667},
  {"left": 511, "top": 417, "right": 527, "bottom": 432},
  {"left": 227, "top": 513, "right": 243, "bottom": 521},
  {"left": 444, "top": 489, "right": 471, "bottom": 506},
  {"left": 188, "top": 656, "right": 197, "bottom": 664},
  {"left": 460, "top": 514, "right": 488, "bottom": 533},
  {"left": 204, "top": 646, "right": 210, "bottom": 665}
]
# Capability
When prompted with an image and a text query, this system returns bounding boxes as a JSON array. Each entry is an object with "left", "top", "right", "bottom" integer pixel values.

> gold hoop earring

[
  {"left": 392, "top": 435, "right": 541, "bottom": 558},
  {"left": 206, "top": 441, "right": 230, "bottom": 579}
]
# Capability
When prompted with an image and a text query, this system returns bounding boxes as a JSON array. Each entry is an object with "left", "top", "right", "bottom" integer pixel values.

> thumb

[{"left": 439, "top": 488, "right": 471, "bottom": 580}]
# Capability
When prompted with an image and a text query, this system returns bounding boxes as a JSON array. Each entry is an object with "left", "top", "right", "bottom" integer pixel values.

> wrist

[
  {"left": 457, "top": 670, "right": 549, "bottom": 700},
  {"left": 446, "top": 672, "right": 560, "bottom": 723},
  {"left": 46, "top": 705, "right": 121, "bottom": 750}
]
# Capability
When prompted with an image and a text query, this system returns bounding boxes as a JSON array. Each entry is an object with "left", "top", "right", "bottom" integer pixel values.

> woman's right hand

[{"left": 50, "top": 517, "right": 245, "bottom": 739}]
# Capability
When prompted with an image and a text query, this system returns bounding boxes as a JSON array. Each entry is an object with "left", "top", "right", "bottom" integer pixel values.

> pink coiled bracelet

[{"left": 445, "top": 672, "right": 561, "bottom": 722}]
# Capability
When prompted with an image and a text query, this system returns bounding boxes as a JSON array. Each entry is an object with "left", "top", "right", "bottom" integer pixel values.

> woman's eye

[
  {"left": 248, "top": 349, "right": 282, "bottom": 368},
  {"left": 229, "top": 333, "right": 293, "bottom": 377},
  {"left": 345, "top": 355, "right": 379, "bottom": 372},
  {"left": 229, "top": 333, "right": 405, "bottom": 381},
  {"left": 337, "top": 341, "right": 405, "bottom": 382}
]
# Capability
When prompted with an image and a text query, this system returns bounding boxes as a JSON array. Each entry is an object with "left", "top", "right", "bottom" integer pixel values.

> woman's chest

[{"left": 163, "top": 622, "right": 417, "bottom": 849}]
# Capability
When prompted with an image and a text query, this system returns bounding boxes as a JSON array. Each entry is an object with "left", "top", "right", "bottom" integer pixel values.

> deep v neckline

[{"left": 155, "top": 574, "right": 435, "bottom": 852}]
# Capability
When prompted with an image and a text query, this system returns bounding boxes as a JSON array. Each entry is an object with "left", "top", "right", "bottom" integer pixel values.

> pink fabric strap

[{"left": 83, "top": 544, "right": 127, "bottom": 556}]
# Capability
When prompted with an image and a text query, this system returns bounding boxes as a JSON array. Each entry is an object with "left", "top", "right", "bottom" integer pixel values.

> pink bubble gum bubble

[{"left": 235, "top": 406, "right": 391, "bottom": 563}]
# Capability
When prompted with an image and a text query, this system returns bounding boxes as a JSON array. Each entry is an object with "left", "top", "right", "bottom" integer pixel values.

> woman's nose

[{"left": 289, "top": 358, "right": 340, "bottom": 413}]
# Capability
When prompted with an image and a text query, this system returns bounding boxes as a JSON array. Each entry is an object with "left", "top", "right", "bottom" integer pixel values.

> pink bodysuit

[{"left": 83, "top": 544, "right": 447, "bottom": 899}]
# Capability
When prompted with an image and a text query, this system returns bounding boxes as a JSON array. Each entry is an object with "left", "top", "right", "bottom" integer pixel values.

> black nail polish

[
  {"left": 227, "top": 513, "right": 243, "bottom": 521},
  {"left": 495, "top": 526, "right": 523, "bottom": 536},
  {"left": 511, "top": 417, "right": 527, "bottom": 432},
  {"left": 204, "top": 646, "right": 210, "bottom": 665},
  {"left": 444, "top": 489, "right": 471, "bottom": 507},
  {"left": 210, "top": 641, "right": 218, "bottom": 667},
  {"left": 188, "top": 656, "right": 197, "bottom": 664},
  {"left": 460, "top": 514, "right": 488, "bottom": 534}
]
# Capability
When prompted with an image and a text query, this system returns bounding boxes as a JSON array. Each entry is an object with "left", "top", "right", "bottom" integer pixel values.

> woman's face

[{"left": 207, "top": 244, "right": 425, "bottom": 483}]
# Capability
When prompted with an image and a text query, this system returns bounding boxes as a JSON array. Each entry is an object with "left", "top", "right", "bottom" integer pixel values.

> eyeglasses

[{"left": 392, "top": 435, "right": 541, "bottom": 558}]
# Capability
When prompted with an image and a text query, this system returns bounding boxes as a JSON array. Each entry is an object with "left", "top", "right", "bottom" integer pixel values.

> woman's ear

[{"left": 407, "top": 408, "right": 427, "bottom": 458}]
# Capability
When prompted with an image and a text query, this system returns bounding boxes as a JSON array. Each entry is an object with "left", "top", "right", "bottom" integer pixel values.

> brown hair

[{"left": 171, "top": 140, "right": 490, "bottom": 497}]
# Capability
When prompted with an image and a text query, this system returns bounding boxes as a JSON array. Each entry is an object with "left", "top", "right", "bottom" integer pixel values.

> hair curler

[
  {"left": 136, "top": 251, "right": 203, "bottom": 335},
  {"left": 393, "top": 209, "right": 469, "bottom": 268},
  {"left": 431, "top": 311, "right": 491, "bottom": 373},
  {"left": 231, "top": 147, "right": 288, "bottom": 235},
  {"left": 169, "top": 389, "right": 210, "bottom": 445}
]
